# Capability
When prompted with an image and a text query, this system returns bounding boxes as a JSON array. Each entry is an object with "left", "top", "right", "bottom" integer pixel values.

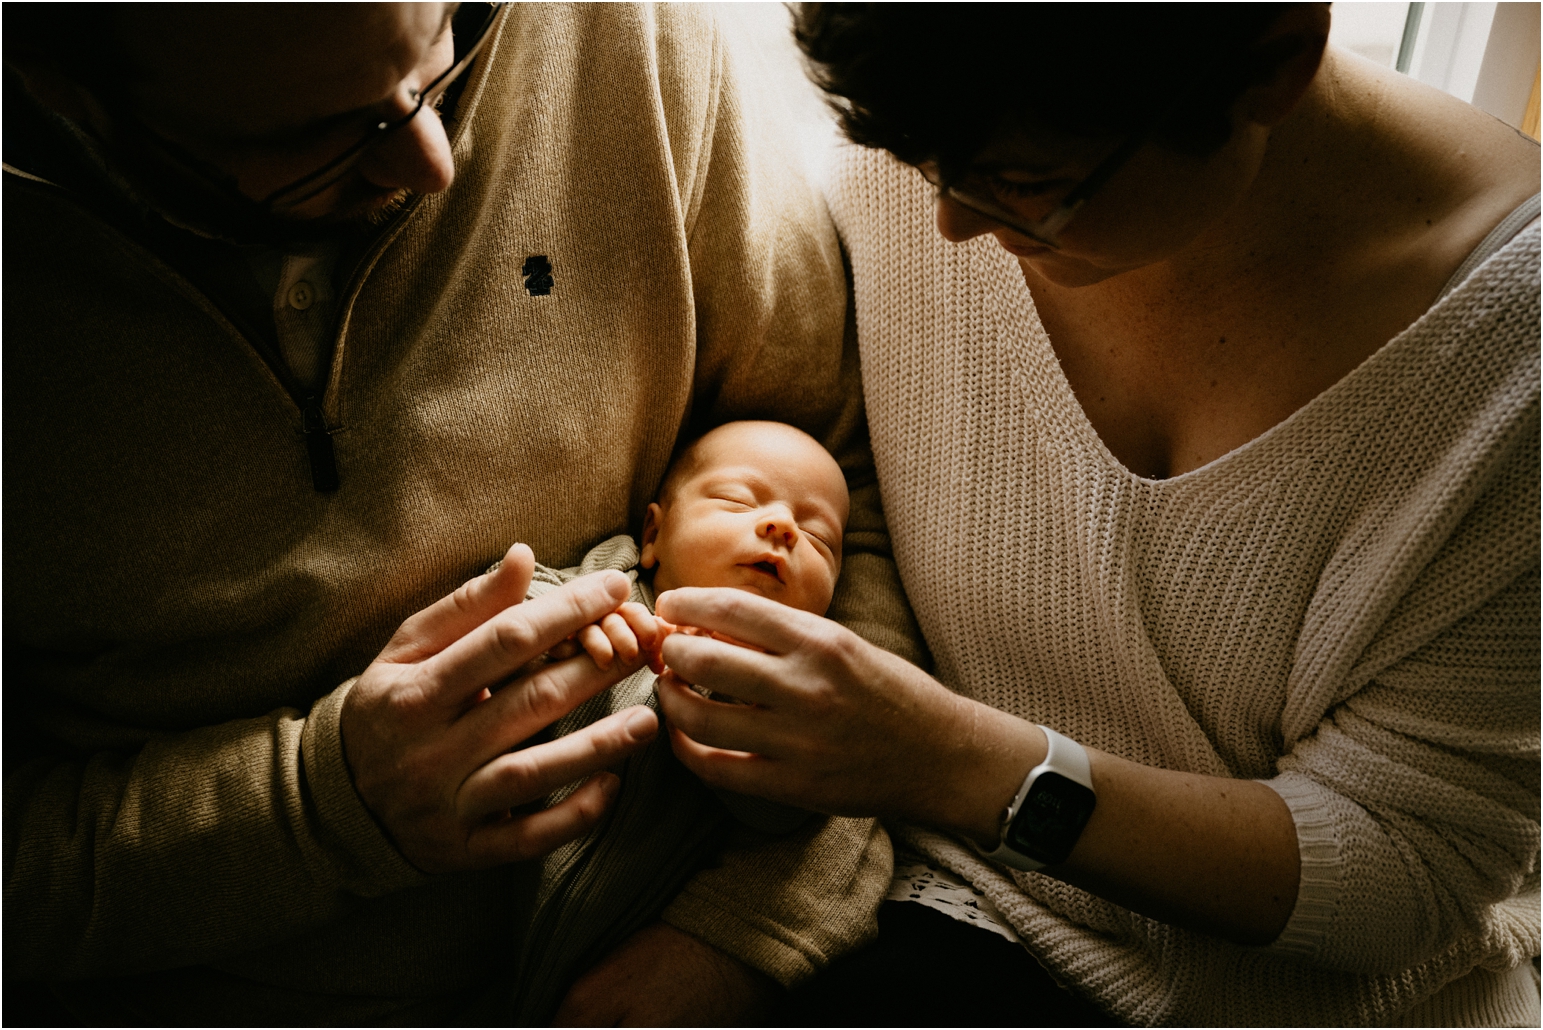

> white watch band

[{"left": 978, "top": 726, "right": 1094, "bottom": 872}]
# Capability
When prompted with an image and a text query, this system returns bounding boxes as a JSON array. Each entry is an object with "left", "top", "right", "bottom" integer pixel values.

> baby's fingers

[
  {"left": 578, "top": 624, "right": 615, "bottom": 669},
  {"left": 616, "top": 603, "right": 660, "bottom": 649},
  {"left": 600, "top": 612, "right": 640, "bottom": 665}
]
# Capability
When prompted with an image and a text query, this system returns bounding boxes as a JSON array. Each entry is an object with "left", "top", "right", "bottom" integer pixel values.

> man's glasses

[
  {"left": 108, "top": 2, "right": 504, "bottom": 221},
  {"left": 264, "top": 1, "right": 504, "bottom": 213}
]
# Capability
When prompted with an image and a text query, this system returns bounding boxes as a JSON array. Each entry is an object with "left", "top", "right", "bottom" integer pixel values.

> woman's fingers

[
  {"left": 464, "top": 772, "right": 621, "bottom": 865},
  {"left": 655, "top": 587, "right": 813, "bottom": 656},
  {"left": 665, "top": 724, "right": 768, "bottom": 793},
  {"left": 458, "top": 705, "right": 659, "bottom": 819},
  {"left": 654, "top": 669, "right": 786, "bottom": 754},
  {"left": 424, "top": 570, "right": 633, "bottom": 703},
  {"left": 658, "top": 632, "right": 795, "bottom": 709},
  {"left": 380, "top": 543, "right": 536, "bottom": 664}
]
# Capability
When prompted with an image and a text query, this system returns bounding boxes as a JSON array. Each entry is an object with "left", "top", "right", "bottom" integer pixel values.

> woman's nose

[
  {"left": 934, "top": 194, "right": 997, "bottom": 243},
  {"left": 759, "top": 513, "right": 798, "bottom": 549},
  {"left": 355, "top": 102, "right": 456, "bottom": 197}
]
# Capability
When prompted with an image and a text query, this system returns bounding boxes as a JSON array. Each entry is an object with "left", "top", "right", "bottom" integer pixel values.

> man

[{"left": 3, "top": 4, "right": 922, "bottom": 1023}]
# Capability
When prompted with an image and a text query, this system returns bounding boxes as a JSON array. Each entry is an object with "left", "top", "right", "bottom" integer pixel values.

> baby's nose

[{"left": 759, "top": 514, "right": 798, "bottom": 548}]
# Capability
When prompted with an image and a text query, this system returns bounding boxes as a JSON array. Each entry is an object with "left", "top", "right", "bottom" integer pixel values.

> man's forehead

[{"left": 116, "top": 2, "right": 452, "bottom": 139}]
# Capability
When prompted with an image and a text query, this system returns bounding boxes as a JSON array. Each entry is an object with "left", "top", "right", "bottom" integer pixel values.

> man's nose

[
  {"left": 356, "top": 104, "right": 456, "bottom": 197},
  {"left": 758, "top": 512, "right": 798, "bottom": 549},
  {"left": 934, "top": 194, "right": 996, "bottom": 244}
]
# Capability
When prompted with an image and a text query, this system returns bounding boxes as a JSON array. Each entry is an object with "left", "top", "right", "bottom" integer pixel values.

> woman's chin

[{"left": 1014, "top": 250, "right": 1133, "bottom": 289}]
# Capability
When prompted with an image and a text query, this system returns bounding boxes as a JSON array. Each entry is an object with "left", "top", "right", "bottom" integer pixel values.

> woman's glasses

[{"left": 917, "top": 126, "right": 1150, "bottom": 249}]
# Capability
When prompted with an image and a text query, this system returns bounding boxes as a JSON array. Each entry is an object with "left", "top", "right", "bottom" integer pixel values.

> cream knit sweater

[{"left": 830, "top": 148, "right": 1540, "bottom": 1026}]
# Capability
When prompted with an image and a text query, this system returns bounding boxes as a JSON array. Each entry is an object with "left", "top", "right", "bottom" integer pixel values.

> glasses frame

[
  {"left": 263, "top": 1, "right": 504, "bottom": 212},
  {"left": 917, "top": 81, "right": 1200, "bottom": 249},
  {"left": 105, "top": 2, "right": 503, "bottom": 220}
]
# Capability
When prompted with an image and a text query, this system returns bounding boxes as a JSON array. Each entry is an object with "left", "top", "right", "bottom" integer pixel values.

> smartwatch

[{"left": 979, "top": 726, "right": 1097, "bottom": 872}]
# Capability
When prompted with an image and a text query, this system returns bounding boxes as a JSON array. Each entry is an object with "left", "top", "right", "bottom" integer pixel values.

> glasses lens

[{"left": 267, "top": 4, "right": 502, "bottom": 212}]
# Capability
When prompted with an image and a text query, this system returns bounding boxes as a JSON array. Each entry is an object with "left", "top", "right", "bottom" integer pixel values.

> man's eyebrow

[{"left": 236, "top": 3, "right": 460, "bottom": 146}]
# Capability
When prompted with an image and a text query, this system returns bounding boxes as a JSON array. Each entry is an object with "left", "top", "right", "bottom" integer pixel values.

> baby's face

[{"left": 643, "top": 422, "right": 849, "bottom": 615}]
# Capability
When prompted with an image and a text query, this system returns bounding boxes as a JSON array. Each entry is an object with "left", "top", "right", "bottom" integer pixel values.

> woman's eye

[{"left": 989, "top": 176, "right": 1061, "bottom": 200}]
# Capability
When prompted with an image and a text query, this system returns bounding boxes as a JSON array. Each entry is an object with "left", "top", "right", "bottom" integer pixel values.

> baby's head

[{"left": 642, "top": 421, "right": 849, "bottom": 615}]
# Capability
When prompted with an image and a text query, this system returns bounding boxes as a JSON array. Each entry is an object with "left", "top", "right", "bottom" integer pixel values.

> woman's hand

[
  {"left": 653, "top": 586, "right": 1036, "bottom": 839},
  {"left": 655, "top": 585, "right": 1302, "bottom": 946}
]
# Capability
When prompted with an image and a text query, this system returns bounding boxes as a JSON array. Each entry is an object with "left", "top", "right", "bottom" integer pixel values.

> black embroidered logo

[{"left": 522, "top": 255, "right": 554, "bottom": 296}]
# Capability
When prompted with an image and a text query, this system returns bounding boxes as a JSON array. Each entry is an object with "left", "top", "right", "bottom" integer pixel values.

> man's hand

[
  {"left": 341, "top": 543, "right": 659, "bottom": 873},
  {"left": 553, "top": 921, "right": 780, "bottom": 1027}
]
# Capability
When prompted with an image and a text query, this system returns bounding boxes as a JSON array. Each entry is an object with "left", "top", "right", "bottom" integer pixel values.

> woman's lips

[{"left": 998, "top": 237, "right": 1053, "bottom": 258}]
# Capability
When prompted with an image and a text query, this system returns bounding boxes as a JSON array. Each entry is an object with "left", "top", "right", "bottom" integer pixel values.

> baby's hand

[{"left": 575, "top": 601, "right": 661, "bottom": 671}]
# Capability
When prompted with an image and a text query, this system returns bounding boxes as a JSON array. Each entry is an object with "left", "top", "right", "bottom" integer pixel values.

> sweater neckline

[{"left": 996, "top": 202, "right": 1540, "bottom": 488}]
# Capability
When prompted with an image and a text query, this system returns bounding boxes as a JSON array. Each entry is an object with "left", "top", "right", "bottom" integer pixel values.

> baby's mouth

[{"left": 744, "top": 559, "right": 784, "bottom": 584}]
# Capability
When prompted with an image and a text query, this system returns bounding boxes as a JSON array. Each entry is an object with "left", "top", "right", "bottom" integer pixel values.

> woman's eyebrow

[{"left": 972, "top": 159, "right": 1066, "bottom": 177}]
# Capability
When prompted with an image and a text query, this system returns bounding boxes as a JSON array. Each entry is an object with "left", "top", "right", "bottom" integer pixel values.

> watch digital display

[{"left": 1005, "top": 770, "right": 1097, "bottom": 866}]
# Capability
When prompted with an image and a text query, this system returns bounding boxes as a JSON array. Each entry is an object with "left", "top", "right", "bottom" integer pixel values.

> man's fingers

[
  {"left": 381, "top": 543, "right": 536, "bottom": 663},
  {"left": 464, "top": 772, "right": 621, "bottom": 865},
  {"left": 666, "top": 725, "right": 781, "bottom": 796},
  {"left": 425, "top": 570, "right": 633, "bottom": 702},
  {"left": 457, "top": 650, "right": 647, "bottom": 756},
  {"left": 458, "top": 706, "right": 658, "bottom": 817},
  {"left": 654, "top": 587, "right": 810, "bottom": 656},
  {"left": 654, "top": 670, "right": 782, "bottom": 754}
]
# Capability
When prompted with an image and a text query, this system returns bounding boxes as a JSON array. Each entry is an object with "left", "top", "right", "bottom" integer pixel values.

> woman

[{"left": 653, "top": 4, "right": 1539, "bottom": 1026}]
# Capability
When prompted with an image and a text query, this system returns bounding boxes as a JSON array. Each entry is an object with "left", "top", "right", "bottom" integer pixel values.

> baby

[{"left": 560, "top": 419, "right": 849, "bottom": 831}]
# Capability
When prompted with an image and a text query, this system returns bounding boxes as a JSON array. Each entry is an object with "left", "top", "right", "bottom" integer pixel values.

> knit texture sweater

[
  {"left": 2, "top": 8, "right": 919, "bottom": 1022},
  {"left": 829, "top": 147, "right": 1540, "bottom": 1026}
]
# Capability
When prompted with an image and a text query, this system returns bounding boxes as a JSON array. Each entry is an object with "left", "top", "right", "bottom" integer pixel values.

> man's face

[
  {"left": 643, "top": 423, "right": 849, "bottom": 616},
  {"left": 41, "top": 3, "right": 463, "bottom": 240}
]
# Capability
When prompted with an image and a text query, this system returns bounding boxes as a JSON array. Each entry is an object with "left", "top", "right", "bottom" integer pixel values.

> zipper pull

[{"left": 302, "top": 394, "right": 340, "bottom": 492}]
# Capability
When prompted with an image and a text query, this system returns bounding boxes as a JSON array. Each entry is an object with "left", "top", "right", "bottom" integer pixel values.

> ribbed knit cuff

[
  {"left": 1259, "top": 771, "right": 1344, "bottom": 960},
  {"left": 660, "top": 889, "right": 822, "bottom": 988},
  {"left": 301, "top": 677, "right": 429, "bottom": 897}
]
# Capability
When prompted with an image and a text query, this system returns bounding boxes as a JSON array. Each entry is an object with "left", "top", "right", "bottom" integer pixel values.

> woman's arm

[{"left": 653, "top": 586, "right": 1299, "bottom": 946}]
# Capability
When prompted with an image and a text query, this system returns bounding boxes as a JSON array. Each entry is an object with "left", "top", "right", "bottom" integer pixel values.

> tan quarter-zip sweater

[{"left": 2, "top": 6, "right": 920, "bottom": 1022}]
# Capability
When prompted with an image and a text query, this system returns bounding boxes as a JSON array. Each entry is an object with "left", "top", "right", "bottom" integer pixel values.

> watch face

[{"left": 1005, "top": 771, "right": 1097, "bottom": 866}]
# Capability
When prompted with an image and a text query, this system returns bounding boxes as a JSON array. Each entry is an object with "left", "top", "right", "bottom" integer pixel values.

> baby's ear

[{"left": 640, "top": 502, "right": 664, "bottom": 569}]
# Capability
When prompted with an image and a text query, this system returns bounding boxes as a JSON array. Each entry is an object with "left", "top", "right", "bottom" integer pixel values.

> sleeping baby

[{"left": 518, "top": 419, "right": 849, "bottom": 832}]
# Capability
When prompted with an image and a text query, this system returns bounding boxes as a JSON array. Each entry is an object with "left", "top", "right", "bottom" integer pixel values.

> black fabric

[{"left": 774, "top": 900, "right": 1121, "bottom": 1027}]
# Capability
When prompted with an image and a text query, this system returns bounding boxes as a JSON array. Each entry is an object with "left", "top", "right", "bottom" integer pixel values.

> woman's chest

[
  {"left": 862, "top": 312, "right": 1333, "bottom": 777},
  {"left": 1023, "top": 259, "right": 1428, "bottom": 480}
]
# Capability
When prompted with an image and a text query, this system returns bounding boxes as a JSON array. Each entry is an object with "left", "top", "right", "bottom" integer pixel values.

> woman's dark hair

[{"left": 793, "top": 3, "right": 1297, "bottom": 171}]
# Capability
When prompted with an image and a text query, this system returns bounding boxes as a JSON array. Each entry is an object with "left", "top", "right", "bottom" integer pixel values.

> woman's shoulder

[{"left": 1347, "top": 54, "right": 1540, "bottom": 296}]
